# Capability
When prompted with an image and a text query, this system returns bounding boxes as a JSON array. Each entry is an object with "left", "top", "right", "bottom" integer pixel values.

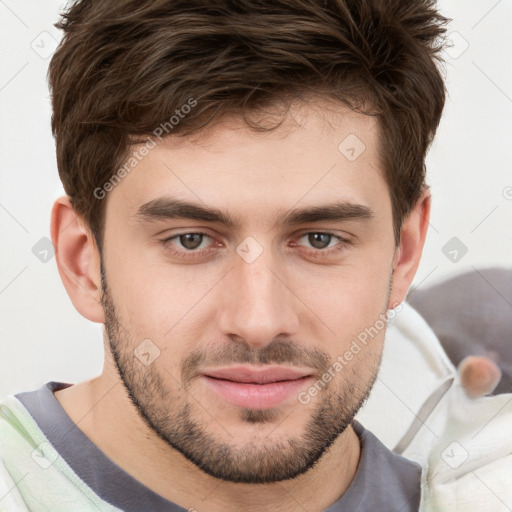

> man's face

[{"left": 100, "top": 100, "right": 397, "bottom": 483}]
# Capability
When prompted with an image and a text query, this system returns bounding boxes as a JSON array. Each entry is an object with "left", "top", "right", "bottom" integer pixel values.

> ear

[
  {"left": 388, "top": 188, "right": 431, "bottom": 309},
  {"left": 50, "top": 196, "right": 105, "bottom": 323}
]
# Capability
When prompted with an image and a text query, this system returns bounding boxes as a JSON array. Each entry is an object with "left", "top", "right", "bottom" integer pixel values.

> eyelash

[{"left": 160, "top": 231, "right": 350, "bottom": 259}]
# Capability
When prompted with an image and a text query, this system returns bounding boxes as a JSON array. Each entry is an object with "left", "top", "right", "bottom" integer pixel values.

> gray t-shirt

[{"left": 16, "top": 382, "right": 421, "bottom": 511}]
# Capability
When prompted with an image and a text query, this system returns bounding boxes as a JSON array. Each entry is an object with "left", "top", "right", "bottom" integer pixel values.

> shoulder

[
  {"left": 0, "top": 389, "right": 122, "bottom": 512},
  {"left": 348, "top": 421, "right": 422, "bottom": 511}
]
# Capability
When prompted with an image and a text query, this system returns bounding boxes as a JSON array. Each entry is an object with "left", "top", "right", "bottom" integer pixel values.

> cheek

[
  {"left": 291, "top": 262, "right": 391, "bottom": 375},
  {"left": 106, "top": 252, "right": 218, "bottom": 351},
  {"left": 105, "top": 255, "right": 166, "bottom": 334},
  {"left": 296, "top": 259, "right": 391, "bottom": 325}
]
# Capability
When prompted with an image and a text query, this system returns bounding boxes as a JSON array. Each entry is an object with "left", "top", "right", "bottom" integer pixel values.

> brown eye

[
  {"left": 162, "top": 232, "right": 213, "bottom": 253},
  {"left": 297, "top": 232, "right": 338, "bottom": 250},
  {"left": 307, "top": 233, "right": 332, "bottom": 249},
  {"left": 179, "top": 233, "right": 205, "bottom": 250},
  {"left": 292, "top": 232, "right": 351, "bottom": 258}
]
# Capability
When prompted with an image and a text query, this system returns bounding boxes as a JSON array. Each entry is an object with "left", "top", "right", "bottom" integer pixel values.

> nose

[{"left": 218, "top": 247, "right": 300, "bottom": 348}]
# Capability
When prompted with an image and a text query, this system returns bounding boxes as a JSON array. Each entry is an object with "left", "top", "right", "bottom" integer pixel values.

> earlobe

[
  {"left": 388, "top": 189, "right": 431, "bottom": 309},
  {"left": 50, "top": 196, "right": 105, "bottom": 323}
]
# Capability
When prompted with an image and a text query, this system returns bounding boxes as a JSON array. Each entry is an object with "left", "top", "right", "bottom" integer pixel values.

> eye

[
  {"left": 161, "top": 231, "right": 215, "bottom": 254},
  {"left": 159, "top": 230, "right": 350, "bottom": 261},
  {"left": 299, "top": 232, "right": 337, "bottom": 249},
  {"left": 291, "top": 231, "right": 351, "bottom": 257}
]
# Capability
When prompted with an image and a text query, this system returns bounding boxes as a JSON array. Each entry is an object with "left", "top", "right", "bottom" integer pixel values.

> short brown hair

[{"left": 49, "top": 0, "right": 448, "bottom": 250}]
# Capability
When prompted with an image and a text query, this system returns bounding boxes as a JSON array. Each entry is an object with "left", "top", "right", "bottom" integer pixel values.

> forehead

[{"left": 106, "top": 99, "right": 388, "bottom": 226}]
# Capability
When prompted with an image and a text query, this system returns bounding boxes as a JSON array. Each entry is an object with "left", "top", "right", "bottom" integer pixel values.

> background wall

[{"left": 1, "top": 0, "right": 511, "bottom": 397}]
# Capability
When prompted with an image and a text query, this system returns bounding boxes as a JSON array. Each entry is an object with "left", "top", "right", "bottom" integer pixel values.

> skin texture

[{"left": 50, "top": 98, "right": 430, "bottom": 512}]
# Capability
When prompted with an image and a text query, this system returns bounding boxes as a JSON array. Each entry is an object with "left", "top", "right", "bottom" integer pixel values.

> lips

[
  {"left": 200, "top": 365, "right": 315, "bottom": 409},
  {"left": 201, "top": 365, "right": 313, "bottom": 384}
]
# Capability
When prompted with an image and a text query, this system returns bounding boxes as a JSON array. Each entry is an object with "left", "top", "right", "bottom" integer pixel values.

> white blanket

[{"left": 357, "top": 301, "right": 512, "bottom": 511}]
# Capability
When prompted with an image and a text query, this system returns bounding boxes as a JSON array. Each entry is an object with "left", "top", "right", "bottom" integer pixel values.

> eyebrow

[{"left": 134, "top": 197, "right": 375, "bottom": 229}]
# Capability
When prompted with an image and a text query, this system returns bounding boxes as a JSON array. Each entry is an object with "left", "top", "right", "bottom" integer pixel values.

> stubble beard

[{"left": 100, "top": 273, "right": 386, "bottom": 483}]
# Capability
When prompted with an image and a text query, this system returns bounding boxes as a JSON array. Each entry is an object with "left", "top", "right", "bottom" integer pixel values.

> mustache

[{"left": 180, "top": 338, "right": 330, "bottom": 385}]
